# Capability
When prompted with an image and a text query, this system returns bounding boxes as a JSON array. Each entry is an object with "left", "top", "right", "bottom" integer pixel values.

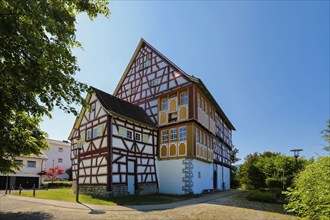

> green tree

[
  {"left": 230, "top": 146, "right": 240, "bottom": 189},
  {"left": 285, "top": 156, "right": 330, "bottom": 219},
  {"left": 321, "top": 119, "right": 330, "bottom": 152},
  {"left": 0, "top": 0, "right": 110, "bottom": 173},
  {"left": 238, "top": 153, "right": 266, "bottom": 189}
]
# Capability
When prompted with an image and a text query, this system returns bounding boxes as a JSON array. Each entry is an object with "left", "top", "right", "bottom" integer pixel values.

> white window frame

[
  {"left": 161, "top": 97, "right": 168, "bottom": 111},
  {"left": 161, "top": 130, "right": 168, "bottom": 143},
  {"left": 86, "top": 129, "right": 92, "bottom": 140},
  {"left": 126, "top": 130, "right": 133, "bottom": 140},
  {"left": 27, "top": 160, "right": 36, "bottom": 168},
  {"left": 170, "top": 128, "right": 177, "bottom": 142},
  {"left": 179, "top": 126, "right": 187, "bottom": 141},
  {"left": 93, "top": 127, "right": 98, "bottom": 138},
  {"left": 135, "top": 132, "right": 141, "bottom": 141},
  {"left": 180, "top": 91, "right": 188, "bottom": 105}
]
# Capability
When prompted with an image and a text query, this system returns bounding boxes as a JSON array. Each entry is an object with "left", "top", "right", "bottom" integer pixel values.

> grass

[{"left": 10, "top": 188, "right": 198, "bottom": 206}]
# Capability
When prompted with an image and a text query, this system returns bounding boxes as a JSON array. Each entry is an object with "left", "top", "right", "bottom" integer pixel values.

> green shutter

[{"left": 119, "top": 126, "right": 127, "bottom": 137}]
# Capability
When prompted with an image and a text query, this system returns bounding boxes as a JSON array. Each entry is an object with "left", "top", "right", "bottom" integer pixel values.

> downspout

[{"left": 107, "top": 115, "right": 113, "bottom": 191}]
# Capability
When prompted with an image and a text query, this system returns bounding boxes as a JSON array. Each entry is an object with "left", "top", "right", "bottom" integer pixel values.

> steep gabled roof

[
  {"left": 113, "top": 38, "right": 235, "bottom": 130},
  {"left": 92, "top": 87, "right": 157, "bottom": 129}
]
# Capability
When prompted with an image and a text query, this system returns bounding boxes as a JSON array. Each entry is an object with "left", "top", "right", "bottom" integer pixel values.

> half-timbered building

[
  {"left": 69, "top": 38, "right": 235, "bottom": 195},
  {"left": 69, "top": 87, "right": 158, "bottom": 195}
]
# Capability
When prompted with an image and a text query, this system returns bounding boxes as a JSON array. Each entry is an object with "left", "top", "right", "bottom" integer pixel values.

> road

[{"left": 0, "top": 190, "right": 298, "bottom": 219}]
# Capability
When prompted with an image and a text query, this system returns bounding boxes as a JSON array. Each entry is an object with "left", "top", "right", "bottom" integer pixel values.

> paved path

[{"left": 0, "top": 190, "right": 298, "bottom": 219}]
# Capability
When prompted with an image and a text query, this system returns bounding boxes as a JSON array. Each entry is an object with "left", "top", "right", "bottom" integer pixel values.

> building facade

[
  {"left": 69, "top": 39, "right": 235, "bottom": 195},
  {"left": 0, "top": 154, "right": 47, "bottom": 189},
  {"left": 43, "top": 139, "right": 71, "bottom": 180}
]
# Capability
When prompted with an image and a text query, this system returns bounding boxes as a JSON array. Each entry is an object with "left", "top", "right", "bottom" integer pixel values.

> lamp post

[
  {"left": 76, "top": 143, "right": 83, "bottom": 203},
  {"left": 290, "top": 149, "right": 303, "bottom": 160}
]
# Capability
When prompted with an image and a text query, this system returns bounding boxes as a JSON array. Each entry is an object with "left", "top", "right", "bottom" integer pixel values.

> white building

[
  {"left": 0, "top": 154, "right": 47, "bottom": 189},
  {"left": 43, "top": 139, "right": 71, "bottom": 180}
]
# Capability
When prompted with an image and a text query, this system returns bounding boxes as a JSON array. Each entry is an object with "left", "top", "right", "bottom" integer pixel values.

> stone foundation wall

[
  {"left": 72, "top": 183, "right": 107, "bottom": 196},
  {"left": 112, "top": 184, "right": 129, "bottom": 196},
  {"left": 137, "top": 183, "right": 158, "bottom": 195}
]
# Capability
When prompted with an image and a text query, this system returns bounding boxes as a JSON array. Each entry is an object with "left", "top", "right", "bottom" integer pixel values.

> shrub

[
  {"left": 246, "top": 190, "right": 277, "bottom": 203},
  {"left": 46, "top": 181, "right": 72, "bottom": 189},
  {"left": 285, "top": 156, "right": 330, "bottom": 219}
]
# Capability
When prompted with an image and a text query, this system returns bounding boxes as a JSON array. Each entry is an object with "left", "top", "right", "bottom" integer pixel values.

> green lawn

[{"left": 11, "top": 188, "right": 198, "bottom": 205}]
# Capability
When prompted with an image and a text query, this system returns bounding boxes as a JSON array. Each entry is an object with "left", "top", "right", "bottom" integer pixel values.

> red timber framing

[
  {"left": 114, "top": 39, "right": 192, "bottom": 124},
  {"left": 70, "top": 94, "right": 110, "bottom": 189},
  {"left": 70, "top": 90, "right": 159, "bottom": 194},
  {"left": 110, "top": 117, "right": 158, "bottom": 189}
]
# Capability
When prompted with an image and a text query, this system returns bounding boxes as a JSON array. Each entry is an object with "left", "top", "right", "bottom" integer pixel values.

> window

[
  {"left": 86, "top": 129, "right": 92, "bottom": 140},
  {"left": 201, "top": 97, "right": 204, "bottom": 110},
  {"left": 93, "top": 127, "right": 98, "bottom": 138},
  {"left": 58, "top": 147, "right": 63, "bottom": 152},
  {"left": 27, "top": 161, "right": 36, "bottom": 168},
  {"left": 197, "top": 93, "right": 200, "bottom": 107},
  {"left": 168, "top": 112, "right": 177, "bottom": 122},
  {"left": 58, "top": 158, "right": 63, "bottom": 163},
  {"left": 135, "top": 132, "right": 141, "bottom": 141},
  {"left": 170, "top": 128, "right": 177, "bottom": 142},
  {"left": 179, "top": 127, "right": 187, "bottom": 141},
  {"left": 180, "top": 91, "right": 188, "bottom": 105},
  {"left": 161, "top": 130, "right": 168, "bottom": 143},
  {"left": 14, "top": 160, "right": 23, "bottom": 167},
  {"left": 161, "top": 98, "right": 168, "bottom": 111},
  {"left": 196, "top": 128, "right": 199, "bottom": 143},
  {"left": 126, "top": 130, "right": 133, "bottom": 139},
  {"left": 90, "top": 103, "right": 96, "bottom": 111}
]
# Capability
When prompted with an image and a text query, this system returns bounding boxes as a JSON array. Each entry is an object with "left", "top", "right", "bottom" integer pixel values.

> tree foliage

[
  {"left": 0, "top": 1, "right": 109, "bottom": 173},
  {"left": 285, "top": 156, "right": 330, "bottom": 219},
  {"left": 238, "top": 151, "right": 309, "bottom": 190},
  {"left": 321, "top": 119, "right": 330, "bottom": 152},
  {"left": 230, "top": 146, "right": 240, "bottom": 189},
  {"left": 39, "top": 165, "right": 65, "bottom": 182}
]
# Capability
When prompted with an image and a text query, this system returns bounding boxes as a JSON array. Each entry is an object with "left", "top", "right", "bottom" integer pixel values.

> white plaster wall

[
  {"left": 224, "top": 166, "right": 230, "bottom": 190},
  {"left": 8, "top": 156, "right": 45, "bottom": 177},
  {"left": 156, "top": 160, "right": 184, "bottom": 194},
  {"left": 216, "top": 164, "right": 230, "bottom": 190},
  {"left": 44, "top": 139, "right": 71, "bottom": 180},
  {"left": 191, "top": 160, "right": 213, "bottom": 194}
]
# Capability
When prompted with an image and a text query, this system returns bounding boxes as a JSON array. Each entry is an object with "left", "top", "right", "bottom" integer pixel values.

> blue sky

[{"left": 41, "top": 1, "right": 329, "bottom": 162}]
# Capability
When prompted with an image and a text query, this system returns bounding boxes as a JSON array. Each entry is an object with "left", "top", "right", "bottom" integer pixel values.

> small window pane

[
  {"left": 180, "top": 92, "right": 188, "bottom": 105},
  {"left": 179, "top": 127, "right": 187, "bottom": 141},
  {"left": 86, "top": 129, "right": 92, "bottom": 140},
  {"left": 135, "top": 133, "right": 141, "bottom": 141},
  {"left": 161, "top": 130, "right": 168, "bottom": 143},
  {"left": 126, "top": 130, "right": 133, "bottom": 139},
  {"left": 161, "top": 98, "right": 168, "bottom": 111},
  {"left": 58, "top": 158, "right": 63, "bottom": 163},
  {"left": 27, "top": 161, "right": 36, "bottom": 168},
  {"left": 58, "top": 147, "right": 63, "bottom": 152},
  {"left": 170, "top": 128, "right": 177, "bottom": 142}
]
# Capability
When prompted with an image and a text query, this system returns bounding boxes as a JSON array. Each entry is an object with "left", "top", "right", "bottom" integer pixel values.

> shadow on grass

[
  {"left": 0, "top": 211, "right": 53, "bottom": 220},
  {"left": 205, "top": 191, "right": 288, "bottom": 214},
  {"left": 78, "top": 202, "right": 106, "bottom": 215}
]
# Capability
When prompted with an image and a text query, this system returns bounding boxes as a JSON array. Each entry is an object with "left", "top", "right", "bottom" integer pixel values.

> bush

[
  {"left": 246, "top": 190, "right": 277, "bottom": 203},
  {"left": 45, "top": 181, "right": 72, "bottom": 189},
  {"left": 285, "top": 156, "right": 330, "bottom": 219}
]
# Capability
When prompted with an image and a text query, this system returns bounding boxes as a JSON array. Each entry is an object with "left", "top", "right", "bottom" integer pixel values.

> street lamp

[
  {"left": 76, "top": 143, "right": 83, "bottom": 203},
  {"left": 290, "top": 149, "right": 303, "bottom": 159}
]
